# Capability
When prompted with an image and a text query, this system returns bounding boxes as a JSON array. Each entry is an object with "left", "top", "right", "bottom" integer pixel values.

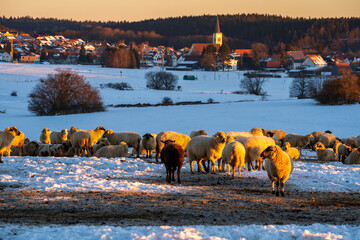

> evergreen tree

[
  {"left": 40, "top": 48, "right": 47, "bottom": 61},
  {"left": 218, "top": 43, "right": 231, "bottom": 71}
]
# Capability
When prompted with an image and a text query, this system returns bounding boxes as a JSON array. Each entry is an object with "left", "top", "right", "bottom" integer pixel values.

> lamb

[
  {"left": 284, "top": 133, "right": 314, "bottom": 155},
  {"left": 37, "top": 140, "right": 72, "bottom": 157},
  {"left": 344, "top": 148, "right": 360, "bottom": 165},
  {"left": 0, "top": 127, "right": 21, "bottom": 163},
  {"left": 319, "top": 133, "right": 336, "bottom": 148},
  {"left": 156, "top": 131, "right": 190, "bottom": 162},
  {"left": 221, "top": 141, "right": 246, "bottom": 178},
  {"left": 249, "top": 128, "right": 264, "bottom": 136},
  {"left": 355, "top": 136, "right": 360, "bottom": 147},
  {"left": 70, "top": 131, "right": 91, "bottom": 156},
  {"left": 102, "top": 130, "right": 141, "bottom": 157},
  {"left": 189, "top": 130, "right": 207, "bottom": 138},
  {"left": 40, "top": 128, "right": 51, "bottom": 144},
  {"left": 5, "top": 129, "right": 25, "bottom": 156},
  {"left": 243, "top": 136, "right": 275, "bottom": 171},
  {"left": 314, "top": 142, "right": 336, "bottom": 161},
  {"left": 50, "top": 129, "right": 69, "bottom": 144},
  {"left": 95, "top": 142, "right": 128, "bottom": 158},
  {"left": 160, "top": 140, "right": 185, "bottom": 184},
  {"left": 283, "top": 142, "right": 299, "bottom": 160},
  {"left": 338, "top": 144, "right": 353, "bottom": 162},
  {"left": 261, "top": 145, "right": 294, "bottom": 197},
  {"left": 141, "top": 133, "right": 157, "bottom": 158},
  {"left": 186, "top": 131, "right": 227, "bottom": 174}
]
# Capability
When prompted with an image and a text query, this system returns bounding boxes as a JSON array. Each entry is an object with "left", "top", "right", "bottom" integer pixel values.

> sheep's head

[
  {"left": 226, "top": 136, "right": 235, "bottom": 144},
  {"left": 325, "top": 130, "right": 332, "bottom": 134},
  {"left": 103, "top": 129, "right": 114, "bottom": 137},
  {"left": 95, "top": 126, "right": 106, "bottom": 131},
  {"left": 198, "top": 130, "right": 207, "bottom": 136},
  {"left": 26, "top": 141, "right": 39, "bottom": 156},
  {"left": 266, "top": 132, "right": 275, "bottom": 138},
  {"left": 6, "top": 126, "right": 21, "bottom": 136},
  {"left": 61, "top": 129, "right": 69, "bottom": 136},
  {"left": 314, "top": 142, "right": 325, "bottom": 150},
  {"left": 284, "top": 142, "right": 291, "bottom": 150},
  {"left": 260, "top": 145, "right": 280, "bottom": 160},
  {"left": 213, "top": 131, "right": 227, "bottom": 144},
  {"left": 69, "top": 126, "right": 78, "bottom": 133},
  {"left": 161, "top": 139, "right": 175, "bottom": 146},
  {"left": 42, "top": 128, "right": 50, "bottom": 134},
  {"left": 99, "top": 137, "right": 111, "bottom": 145},
  {"left": 250, "top": 128, "right": 263, "bottom": 136},
  {"left": 143, "top": 133, "right": 155, "bottom": 140},
  {"left": 261, "top": 129, "right": 268, "bottom": 135},
  {"left": 24, "top": 138, "right": 30, "bottom": 144}
]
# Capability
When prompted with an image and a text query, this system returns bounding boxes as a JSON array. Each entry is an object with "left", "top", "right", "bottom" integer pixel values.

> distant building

[
  {"left": 332, "top": 62, "right": 352, "bottom": 76},
  {"left": 20, "top": 52, "right": 40, "bottom": 64},
  {"left": 301, "top": 54, "right": 327, "bottom": 68},
  {"left": 287, "top": 51, "right": 306, "bottom": 69},
  {"left": 213, "top": 16, "right": 222, "bottom": 46}
]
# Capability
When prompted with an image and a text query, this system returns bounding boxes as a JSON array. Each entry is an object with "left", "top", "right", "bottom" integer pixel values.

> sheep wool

[
  {"left": 156, "top": 131, "right": 190, "bottom": 162},
  {"left": 314, "top": 142, "right": 336, "bottom": 161},
  {"left": 221, "top": 141, "right": 246, "bottom": 178},
  {"left": 95, "top": 142, "right": 129, "bottom": 158},
  {"left": 344, "top": 148, "right": 360, "bottom": 165},
  {"left": 0, "top": 127, "right": 21, "bottom": 162},
  {"left": 244, "top": 136, "right": 275, "bottom": 171}
]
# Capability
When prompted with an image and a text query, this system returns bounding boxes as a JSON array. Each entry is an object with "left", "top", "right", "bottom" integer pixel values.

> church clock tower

[{"left": 213, "top": 16, "right": 222, "bottom": 46}]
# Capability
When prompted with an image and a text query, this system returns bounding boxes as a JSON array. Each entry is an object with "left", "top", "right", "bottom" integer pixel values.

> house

[
  {"left": 234, "top": 49, "right": 252, "bottom": 56},
  {"left": 18, "top": 34, "right": 35, "bottom": 43},
  {"left": 301, "top": 54, "right": 327, "bottom": 68},
  {"left": 20, "top": 52, "right": 40, "bottom": 64},
  {"left": 332, "top": 62, "right": 352, "bottom": 76},
  {"left": 287, "top": 51, "right": 306, "bottom": 69},
  {"left": 188, "top": 43, "right": 220, "bottom": 56},
  {"left": 265, "top": 61, "right": 282, "bottom": 72}
]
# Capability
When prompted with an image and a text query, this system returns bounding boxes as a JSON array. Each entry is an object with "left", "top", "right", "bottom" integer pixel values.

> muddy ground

[{"left": 1, "top": 170, "right": 359, "bottom": 226}]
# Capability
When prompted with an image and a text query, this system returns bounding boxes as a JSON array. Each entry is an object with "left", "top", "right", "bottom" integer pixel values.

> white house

[{"left": 301, "top": 54, "right": 327, "bottom": 68}]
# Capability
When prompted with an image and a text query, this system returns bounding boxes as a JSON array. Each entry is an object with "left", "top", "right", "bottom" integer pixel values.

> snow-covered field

[{"left": 0, "top": 62, "right": 359, "bottom": 239}]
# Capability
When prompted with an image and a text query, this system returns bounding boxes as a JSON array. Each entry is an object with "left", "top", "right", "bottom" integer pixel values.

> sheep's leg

[
  {"left": 222, "top": 160, "right": 226, "bottom": 174},
  {"left": 218, "top": 158, "right": 223, "bottom": 172},
  {"left": 237, "top": 166, "right": 241, "bottom": 178},
  {"left": 211, "top": 160, "right": 217, "bottom": 174},
  {"left": 190, "top": 160, "right": 195, "bottom": 174},
  {"left": 155, "top": 151, "right": 160, "bottom": 162},
  {"left": 227, "top": 164, "right": 231, "bottom": 176},
  {"left": 275, "top": 181, "right": 280, "bottom": 196},
  {"left": 271, "top": 181, "right": 275, "bottom": 195},
  {"left": 250, "top": 162, "right": 256, "bottom": 171},
  {"left": 247, "top": 162, "right": 252, "bottom": 171},
  {"left": 198, "top": 160, "right": 206, "bottom": 173},
  {"left": 177, "top": 167, "right": 181, "bottom": 184},
  {"left": 0, "top": 153, "right": 3, "bottom": 163},
  {"left": 261, "top": 161, "right": 265, "bottom": 171},
  {"left": 280, "top": 181, "right": 285, "bottom": 197},
  {"left": 171, "top": 168, "right": 176, "bottom": 182},
  {"left": 231, "top": 166, "right": 235, "bottom": 178}
]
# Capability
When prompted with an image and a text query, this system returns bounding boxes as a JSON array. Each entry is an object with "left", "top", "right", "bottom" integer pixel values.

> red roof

[
  {"left": 234, "top": 49, "right": 252, "bottom": 55},
  {"left": 266, "top": 61, "right": 281, "bottom": 68},
  {"left": 335, "top": 62, "right": 352, "bottom": 73}
]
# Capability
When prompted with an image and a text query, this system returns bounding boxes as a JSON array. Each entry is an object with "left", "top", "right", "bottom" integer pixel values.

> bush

[
  {"left": 100, "top": 82, "right": 133, "bottom": 91},
  {"left": 146, "top": 71, "right": 178, "bottom": 90},
  {"left": 28, "top": 68, "right": 104, "bottom": 116},
  {"left": 240, "top": 74, "right": 267, "bottom": 95},
  {"left": 161, "top": 97, "right": 173, "bottom": 105},
  {"left": 10, "top": 91, "right": 17, "bottom": 96},
  {"left": 316, "top": 73, "right": 360, "bottom": 105}
]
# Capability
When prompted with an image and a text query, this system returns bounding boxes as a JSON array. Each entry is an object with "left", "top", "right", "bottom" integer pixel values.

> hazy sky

[{"left": 1, "top": 0, "right": 359, "bottom": 22}]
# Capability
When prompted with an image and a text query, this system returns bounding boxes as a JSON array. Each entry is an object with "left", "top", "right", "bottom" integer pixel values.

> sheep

[
  {"left": 93, "top": 137, "right": 111, "bottom": 154},
  {"left": 190, "top": 130, "right": 207, "bottom": 138},
  {"left": 186, "top": 131, "right": 227, "bottom": 174},
  {"left": 243, "top": 136, "right": 275, "bottom": 171},
  {"left": 23, "top": 141, "right": 40, "bottom": 156},
  {"left": 156, "top": 131, "right": 191, "bottom": 162},
  {"left": 160, "top": 140, "right": 185, "bottom": 184},
  {"left": 40, "top": 128, "right": 51, "bottom": 144},
  {"left": 37, "top": 140, "right": 72, "bottom": 157},
  {"left": 343, "top": 137, "right": 356, "bottom": 148},
  {"left": 261, "top": 145, "right": 294, "bottom": 197},
  {"left": 0, "top": 127, "right": 21, "bottom": 163},
  {"left": 310, "top": 131, "right": 325, "bottom": 149},
  {"left": 344, "top": 148, "right": 360, "bottom": 165},
  {"left": 338, "top": 144, "right": 353, "bottom": 162},
  {"left": 70, "top": 131, "right": 91, "bottom": 157},
  {"left": 87, "top": 126, "right": 106, "bottom": 147},
  {"left": 284, "top": 133, "right": 314, "bottom": 155},
  {"left": 355, "top": 136, "right": 360, "bottom": 147},
  {"left": 68, "top": 126, "right": 79, "bottom": 140},
  {"left": 265, "top": 132, "right": 280, "bottom": 145},
  {"left": 50, "top": 129, "right": 69, "bottom": 144},
  {"left": 333, "top": 140, "right": 342, "bottom": 161},
  {"left": 102, "top": 130, "right": 141, "bottom": 157},
  {"left": 226, "top": 131, "right": 253, "bottom": 139},
  {"left": 267, "top": 129, "right": 287, "bottom": 146},
  {"left": 283, "top": 142, "right": 299, "bottom": 160},
  {"left": 221, "top": 141, "right": 246, "bottom": 178},
  {"left": 5, "top": 129, "right": 25, "bottom": 156},
  {"left": 319, "top": 133, "right": 336, "bottom": 148},
  {"left": 249, "top": 128, "right": 264, "bottom": 136},
  {"left": 314, "top": 142, "right": 336, "bottom": 161},
  {"left": 141, "top": 133, "right": 157, "bottom": 158},
  {"left": 95, "top": 142, "right": 128, "bottom": 158}
]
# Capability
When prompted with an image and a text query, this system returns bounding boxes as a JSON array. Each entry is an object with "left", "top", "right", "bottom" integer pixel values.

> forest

[{"left": 1, "top": 14, "right": 360, "bottom": 52}]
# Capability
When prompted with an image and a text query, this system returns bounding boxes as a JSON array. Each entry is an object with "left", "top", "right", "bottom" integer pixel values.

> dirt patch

[{"left": 0, "top": 171, "right": 359, "bottom": 226}]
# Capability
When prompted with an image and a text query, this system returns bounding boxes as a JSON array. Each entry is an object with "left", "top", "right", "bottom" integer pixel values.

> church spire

[{"left": 215, "top": 16, "right": 221, "bottom": 33}]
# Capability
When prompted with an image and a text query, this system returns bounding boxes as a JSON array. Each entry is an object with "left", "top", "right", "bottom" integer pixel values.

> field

[{"left": 0, "top": 62, "right": 360, "bottom": 239}]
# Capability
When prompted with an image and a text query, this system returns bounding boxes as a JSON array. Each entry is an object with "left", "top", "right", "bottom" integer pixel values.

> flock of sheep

[{"left": 1, "top": 126, "right": 360, "bottom": 197}]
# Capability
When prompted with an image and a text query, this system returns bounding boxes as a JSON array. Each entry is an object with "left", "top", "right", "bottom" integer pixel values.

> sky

[{"left": 1, "top": 0, "right": 359, "bottom": 22}]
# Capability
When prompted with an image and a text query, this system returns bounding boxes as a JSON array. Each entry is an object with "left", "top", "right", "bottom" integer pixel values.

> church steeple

[{"left": 213, "top": 16, "right": 223, "bottom": 46}]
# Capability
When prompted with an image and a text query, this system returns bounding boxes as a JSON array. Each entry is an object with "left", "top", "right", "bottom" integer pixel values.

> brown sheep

[{"left": 160, "top": 140, "right": 185, "bottom": 184}]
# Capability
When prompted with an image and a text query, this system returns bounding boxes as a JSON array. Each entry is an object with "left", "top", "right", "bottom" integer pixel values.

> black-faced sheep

[
  {"left": 102, "top": 130, "right": 141, "bottom": 157},
  {"left": 261, "top": 145, "right": 294, "bottom": 197},
  {"left": 314, "top": 142, "right": 336, "bottom": 161},
  {"left": 0, "top": 127, "right": 21, "bottom": 163},
  {"left": 186, "top": 131, "right": 227, "bottom": 174},
  {"left": 95, "top": 142, "right": 128, "bottom": 158},
  {"left": 189, "top": 130, "right": 207, "bottom": 138},
  {"left": 50, "top": 129, "right": 68, "bottom": 144},
  {"left": 141, "top": 133, "right": 157, "bottom": 158},
  {"left": 243, "top": 136, "right": 275, "bottom": 171},
  {"left": 221, "top": 141, "right": 246, "bottom": 178},
  {"left": 156, "top": 131, "right": 190, "bottom": 162},
  {"left": 160, "top": 140, "right": 185, "bottom": 184},
  {"left": 40, "top": 128, "right": 51, "bottom": 144},
  {"left": 344, "top": 148, "right": 360, "bottom": 165},
  {"left": 283, "top": 142, "right": 299, "bottom": 160},
  {"left": 284, "top": 133, "right": 314, "bottom": 155}
]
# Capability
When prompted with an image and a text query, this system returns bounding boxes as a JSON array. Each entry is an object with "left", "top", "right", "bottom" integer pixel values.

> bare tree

[
  {"left": 146, "top": 71, "right": 178, "bottom": 90},
  {"left": 240, "top": 74, "right": 267, "bottom": 95}
]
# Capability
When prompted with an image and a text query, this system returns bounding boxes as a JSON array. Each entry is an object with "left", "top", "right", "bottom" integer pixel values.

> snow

[{"left": 1, "top": 223, "right": 360, "bottom": 240}]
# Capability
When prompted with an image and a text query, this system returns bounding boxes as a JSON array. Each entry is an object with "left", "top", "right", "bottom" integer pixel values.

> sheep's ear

[
  {"left": 170, "top": 140, "right": 175, "bottom": 143},
  {"left": 161, "top": 140, "right": 166, "bottom": 144}
]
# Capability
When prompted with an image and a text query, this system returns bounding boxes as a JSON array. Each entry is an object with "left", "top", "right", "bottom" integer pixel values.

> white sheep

[
  {"left": 283, "top": 142, "right": 299, "bottom": 160},
  {"left": 249, "top": 128, "right": 264, "bottom": 136},
  {"left": 267, "top": 129, "right": 287, "bottom": 146},
  {"left": 140, "top": 133, "right": 157, "bottom": 158},
  {"left": 343, "top": 137, "right": 356, "bottom": 148},
  {"left": 50, "top": 129, "right": 69, "bottom": 144},
  {"left": 187, "top": 131, "right": 227, "bottom": 174},
  {"left": 93, "top": 137, "right": 111, "bottom": 154},
  {"left": 226, "top": 131, "right": 253, "bottom": 139},
  {"left": 319, "top": 133, "right": 336, "bottom": 148},
  {"left": 314, "top": 142, "right": 336, "bottom": 161},
  {"left": 344, "top": 148, "right": 360, "bottom": 165},
  {"left": 95, "top": 142, "right": 128, "bottom": 158},
  {"left": 70, "top": 131, "right": 91, "bottom": 156},
  {"left": 189, "top": 130, "right": 207, "bottom": 138},
  {"left": 5, "top": 129, "right": 25, "bottom": 156},
  {"left": 243, "top": 136, "right": 275, "bottom": 171},
  {"left": 40, "top": 128, "right": 51, "bottom": 144},
  {"left": 284, "top": 133, "right": 314, "bottom": 155},
  {"left": 102, "top": 130, "right": 141, "bottom": 157},
  {"left": 156, "top": 131, "right": 191, "bottom": 162},
  {"left": 338, "top": 144, "right": 353, "bottom": 162},
  {"left": 261, "top": 145, "right": 294, "bottom": 197},
  {"left": 0, "top": 127, "right": 21, "bottom": 163},
  {"left": 221, "top": 141, "right": 246, "bottom": 178}
]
